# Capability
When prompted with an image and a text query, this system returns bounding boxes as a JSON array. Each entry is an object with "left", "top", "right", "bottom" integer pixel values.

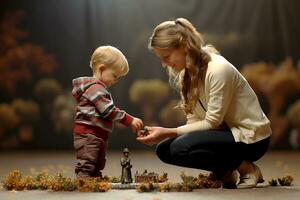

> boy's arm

[{"left": 83, "top": 84, "right": 133, "bottom": 126}]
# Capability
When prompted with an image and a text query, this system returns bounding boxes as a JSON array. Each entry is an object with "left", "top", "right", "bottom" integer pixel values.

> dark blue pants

[{"left": 155, "top": 129, "right": 270, "bottom": 176}]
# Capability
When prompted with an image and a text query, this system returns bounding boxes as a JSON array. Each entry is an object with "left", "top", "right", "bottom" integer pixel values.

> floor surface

[{"left": 0, "top": 150, "right": 299, "bottom": 200}]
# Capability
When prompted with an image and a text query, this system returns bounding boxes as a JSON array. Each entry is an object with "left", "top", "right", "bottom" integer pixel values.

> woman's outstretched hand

[{"left": 136, "top": 126, "right": 177, "bottom": 146}]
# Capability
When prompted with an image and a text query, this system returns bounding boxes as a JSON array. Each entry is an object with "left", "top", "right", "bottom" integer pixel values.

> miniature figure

[{"left": 120, "top": 148, "right": 133, "bottom": 184}]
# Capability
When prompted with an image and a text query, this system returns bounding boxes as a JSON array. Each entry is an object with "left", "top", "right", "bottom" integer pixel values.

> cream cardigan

[{"left": 177, "top": 53, "right": 272, "bottom": 144}]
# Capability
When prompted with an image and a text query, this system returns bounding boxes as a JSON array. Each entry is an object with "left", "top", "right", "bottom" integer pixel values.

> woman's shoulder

[
  {"left": 207, "top": 53, "right": 235, "bottom": 78},
  {"left": 208, "top": 53, "right": 231, "bottom": 68}
]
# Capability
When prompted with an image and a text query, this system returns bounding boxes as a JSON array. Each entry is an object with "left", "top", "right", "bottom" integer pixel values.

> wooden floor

[
  {"left": 0, "top": 150, "right": 299, "bottom": 184},
  {"left": 0, "top": 150, "right": 299, "bottom": 200}
]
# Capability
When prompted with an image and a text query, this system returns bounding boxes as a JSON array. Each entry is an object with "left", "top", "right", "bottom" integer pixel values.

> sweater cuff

[
  {"left": 120, "top": 113, "right": 134, "bottom": 127},
  {"left": 177, "top": 120, "right": 213, "bottom": 135},
  {"left": 176, "top": 125, "right": 189, "bottom": 135}
]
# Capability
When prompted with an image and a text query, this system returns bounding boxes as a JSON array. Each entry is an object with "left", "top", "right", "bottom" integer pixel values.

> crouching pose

[{"left": 137, "top": 18, "right": 271, "bottom": 189}]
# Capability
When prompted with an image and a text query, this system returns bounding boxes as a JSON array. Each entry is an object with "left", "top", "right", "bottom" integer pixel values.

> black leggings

[{"left": 155, "top": 129, "right": 270, "bottom": 176}]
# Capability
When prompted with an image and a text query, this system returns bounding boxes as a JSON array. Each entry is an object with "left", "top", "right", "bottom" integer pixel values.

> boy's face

[{"left": 97, "top": 66, "right": 123, "bottom": 87}]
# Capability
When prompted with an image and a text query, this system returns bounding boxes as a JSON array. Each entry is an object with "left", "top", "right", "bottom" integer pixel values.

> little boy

[{"left": 72, "top": 45, "right": 143, "bottom": 178}]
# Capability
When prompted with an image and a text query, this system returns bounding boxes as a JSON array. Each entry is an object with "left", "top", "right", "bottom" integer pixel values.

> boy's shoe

[
  {"left": 221, "top": 170, "right": 239, "bottom": 189},
  {"left": 237, "top": 163, "right": 264, "bottom": 189},
  {"left": 76, "top": 171, "right": 91, "bottom": 179}
]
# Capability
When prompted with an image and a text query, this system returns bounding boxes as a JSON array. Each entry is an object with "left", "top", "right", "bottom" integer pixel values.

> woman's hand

[{"left": 136, "top": 126, "right": 177, "bottom": 146}]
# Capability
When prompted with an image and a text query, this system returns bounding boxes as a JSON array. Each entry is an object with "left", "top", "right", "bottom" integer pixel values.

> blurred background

[{"left": 1, "top": 0, "right": 300, "bottom": 151}]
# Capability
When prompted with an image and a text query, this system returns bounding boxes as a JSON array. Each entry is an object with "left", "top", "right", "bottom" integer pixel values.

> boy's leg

[
  {"left": 91, "top": 139, "right": 107, "bottom": 177},
  {"left": 74, "top": 133, "right": 104, "bottom": 178}
]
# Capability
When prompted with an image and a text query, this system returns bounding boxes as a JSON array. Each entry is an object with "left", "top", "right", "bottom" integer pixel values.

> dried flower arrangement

[
  {"left": 0, "top": 10, "right": 70, "bottom": 149},
  {"left": 2, "top": 170, "right": 110, "bottom": 192},
  {"left": 2, "top": 170, "right": 295, "bottom": 192},
  {"left": 268, "top": 175, "right": 294, "bottom": 186},
  {"left": 136, "top": 172, "right": 222, "bottom": 192}
]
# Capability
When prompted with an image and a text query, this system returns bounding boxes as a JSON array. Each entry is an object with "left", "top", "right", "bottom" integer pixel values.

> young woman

[{"left": 137, "top": 18, "right": 271, "bottom": 189}]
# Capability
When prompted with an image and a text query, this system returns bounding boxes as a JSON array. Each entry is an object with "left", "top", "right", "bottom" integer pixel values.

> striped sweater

[{"left": 72, "top": 77, "right": 133, "bottom": 140}]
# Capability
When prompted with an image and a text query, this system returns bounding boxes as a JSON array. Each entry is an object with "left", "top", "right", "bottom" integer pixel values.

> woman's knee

[
  {"left": 169, "top": 137, "right": 189, "bottom": 157},
  {"left": 155, "top": 138, "right": 174, "bottom": 163}
]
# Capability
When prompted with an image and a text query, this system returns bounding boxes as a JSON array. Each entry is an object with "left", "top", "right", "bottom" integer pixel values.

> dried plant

[
  {"left": 0, "top": 11, "right": 58, "bottom": 96},
  {"left": 269, "top": 179, "right": 278, "bottom": 186},
  {"left": 48, "top": 173, "right": 77, "bottom": 191},
  {"left": 52, "top": 93, "right": 76, "bottom": 133},
  {"left": 157, "top": 172, "right": 168, "bottom": 183},
  {"left": 0, "top": 11, "right": 61, "bottom": 149},
  {"left": 0, "top": 104, "right": 19, "bottom": 136},
  {"left": 159, "top": 100, "right": 186, "bottom": 127},
  {"left": 136, "top": 182, "right": 159, "bottom": 193},
  {"left": 2, "top": 170, "right": 111, "bottom": 192},
  {"left": 34, "top": 78, "right": 63, "bottom": 103},
  {"left": 2, "top": 170, "right": 25, "bottom": 191},
  {"left": 278, "top": 175, "right": 294, "bottom": 186},
  {"left": 11, "top": 99, "right": 40, "bottom": 124},
  {"left": 76, "top": 178, "right": 110, "bottom": 192},
  {"left": 269, "top": 175, "right": 294, "bottom": 186},
  {"left": 129, "top": 79, "right": 169, "bottom": 125},
  {"left": 241, "top": 58, "right": 300, "bottom": 147}
]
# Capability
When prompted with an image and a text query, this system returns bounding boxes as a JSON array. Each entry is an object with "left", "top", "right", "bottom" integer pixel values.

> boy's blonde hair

[
  {"left": 90, "top": 45, "right": 129, "bottom": 75},
  {"left": 149, "top": 18, "right": 219, "bottom": 114}
]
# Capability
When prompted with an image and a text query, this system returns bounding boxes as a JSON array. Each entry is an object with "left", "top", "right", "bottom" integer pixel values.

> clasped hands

[{"left": 136, "top": 126, "right": 177, "bottom": 146}]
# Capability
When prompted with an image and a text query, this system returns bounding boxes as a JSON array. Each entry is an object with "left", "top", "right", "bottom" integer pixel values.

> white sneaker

[{"left": 237, "top": 163, "right": 264, "bottom": 189}]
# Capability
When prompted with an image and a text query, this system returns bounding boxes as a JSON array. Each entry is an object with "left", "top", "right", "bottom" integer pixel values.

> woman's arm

[
  {"left": 177, "top": 60, "right": 234, "bottom": 135},
  {"left": 136, "top": 113, "right": 200, "bottom": 145},
  {"left": 186, "top": 113, "right": 198, "bottom": 124},
  {"left": 136, "top": 126, "right": 177, "bottom": 146}
]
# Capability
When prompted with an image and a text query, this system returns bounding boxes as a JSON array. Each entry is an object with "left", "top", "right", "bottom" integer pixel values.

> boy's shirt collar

[{"left": 92, "top": 76, "right": 108, "bottom": 89}]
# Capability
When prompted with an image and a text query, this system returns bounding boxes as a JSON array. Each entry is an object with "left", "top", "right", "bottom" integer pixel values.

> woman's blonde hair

[
  {"left": 149, "top": 18, "right": 218, "bottom": 114},
  {"left": 90, "top": 45, "right": 129, "bottom": 75}
]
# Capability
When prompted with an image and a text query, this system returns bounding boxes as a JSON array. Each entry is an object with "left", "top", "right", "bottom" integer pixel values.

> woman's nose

[
  {"left": 167, "top": 63, "right": 176, "bottom": 69},
  {"left": 162, "top": 60, "right": 173, "bottom": 68}
]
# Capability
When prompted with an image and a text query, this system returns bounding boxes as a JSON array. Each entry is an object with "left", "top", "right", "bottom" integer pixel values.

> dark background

[{"left": 1, "top": 0, "right": 300, "bottom": 150}]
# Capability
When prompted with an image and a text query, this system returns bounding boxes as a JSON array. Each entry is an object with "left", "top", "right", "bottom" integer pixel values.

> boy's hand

[{"left": 131, "top": 117, "right": 143, "bottom": 133}]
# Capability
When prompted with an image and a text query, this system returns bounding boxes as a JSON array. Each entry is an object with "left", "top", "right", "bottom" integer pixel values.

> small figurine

[{"left": 120, "top": 148, "right": 133, "bottom": 184}]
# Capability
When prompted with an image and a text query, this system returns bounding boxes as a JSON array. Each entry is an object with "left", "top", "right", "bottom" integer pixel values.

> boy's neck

[{"left": 93, "top": 75, "right": 108, "bottom": 88}]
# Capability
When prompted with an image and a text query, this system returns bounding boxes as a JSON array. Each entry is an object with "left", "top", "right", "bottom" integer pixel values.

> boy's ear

[
  {"left": 96, "top": 64, "right": 105, "bottom": 73},
  {"left": 98, "top": 64, "right": 105, "bottom": 69}
]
